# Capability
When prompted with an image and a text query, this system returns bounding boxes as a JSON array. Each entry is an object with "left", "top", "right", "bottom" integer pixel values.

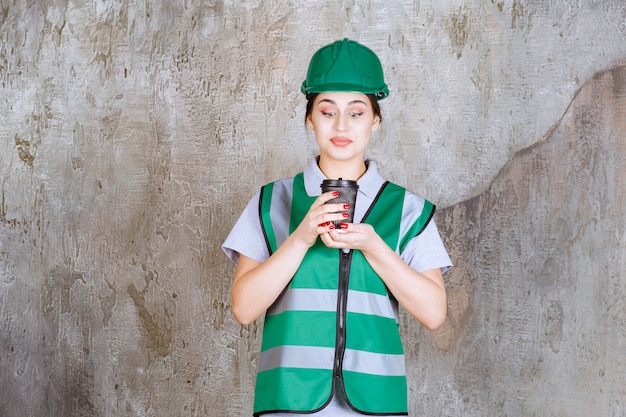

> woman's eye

[
  {"left": 349, "top": 112, "right": 364, "bottom": 118},
  {"left": 321, "top": 111, "right": 335, "bottom": 117}
]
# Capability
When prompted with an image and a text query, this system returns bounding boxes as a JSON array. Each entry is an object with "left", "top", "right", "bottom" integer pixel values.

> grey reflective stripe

[
  {"left": 268, "top": 178, "right": 294, "bottom": 248},
  {"left": 258, "top": 345, "right": 335, "bottom": 372},
  {"left": 267, "top": 288, "right": 338, "bottom": 316},
  {"left": 267, "top": 288, "right": 398, "bottom": 321},
  {"left": 346, "top": 289, "right": 400, "bottom": 322},
  {"left": 397, "top": 191, "right": 426, "bottom": 252},
  {"left": 343, "top": 349, "right": 406, "bottom": 376},
  {"left": 259, "top": 346, "right": 405, "bottom": 376}
]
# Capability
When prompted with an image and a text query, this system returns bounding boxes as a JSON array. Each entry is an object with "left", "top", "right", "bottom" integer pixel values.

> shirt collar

[{"left": 303, "top": 157, "right": 386, "bottom": 199}]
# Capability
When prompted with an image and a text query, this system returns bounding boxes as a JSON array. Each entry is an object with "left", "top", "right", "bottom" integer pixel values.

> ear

[
  {"left": 371, "top": 115, "right": 380, "bottom": 132},
  {"left": 306, "top": 117, "right": 314, "bottom": 130}
]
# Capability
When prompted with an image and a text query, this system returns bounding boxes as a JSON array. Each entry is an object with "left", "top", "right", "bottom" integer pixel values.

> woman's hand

[
  {"left": 231, "top": 191, "right": 351, "bottom": 325},
  {"left": 291, "top": 191, "right": 352, "bottom": 248},
  {"left": 321, "top": 222, "right": 447, "bottom": 330},
  {"left": 319, "top": 222, "right": 377, "bottom": 251}
]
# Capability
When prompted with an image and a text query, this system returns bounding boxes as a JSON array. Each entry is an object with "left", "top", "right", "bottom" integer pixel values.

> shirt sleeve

[
  {"left": 221, "top": 191, "right": 270, "bottom": 265},
  {"left": 400, "top": 218, "right": 452, "bottom": 273}
]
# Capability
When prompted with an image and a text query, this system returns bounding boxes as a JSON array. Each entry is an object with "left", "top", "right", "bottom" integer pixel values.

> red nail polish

[
  {"left": 343, "top": 204, "right": 350, "bottom": 209},
  {"left": 332, "top": 191, "right": 340, "bottom": 197},
  {"left": 340, "top": 223, "right": 348, "bottom": 230},
  {"left": 342, "top": 213, "right": 350, "bottom": 218}
]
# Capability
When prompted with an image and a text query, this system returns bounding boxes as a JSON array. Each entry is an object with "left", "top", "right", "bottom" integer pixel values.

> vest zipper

[{"left": 333, "top": 249, "right": 352, "bottom": 398}]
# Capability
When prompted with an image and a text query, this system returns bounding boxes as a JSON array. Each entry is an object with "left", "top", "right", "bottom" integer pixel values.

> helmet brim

[{"left": 300, "top": 82, "right": 389, "bottom": 100}]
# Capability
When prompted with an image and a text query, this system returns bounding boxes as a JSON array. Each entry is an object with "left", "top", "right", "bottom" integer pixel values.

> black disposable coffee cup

[{"left": 321, "top": 178, "right": 359, "bottom": 228}]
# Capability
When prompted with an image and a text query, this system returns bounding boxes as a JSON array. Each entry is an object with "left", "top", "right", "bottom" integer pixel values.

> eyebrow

[{"left": 317, "top": 98, "right": 368, "bottom": 106}]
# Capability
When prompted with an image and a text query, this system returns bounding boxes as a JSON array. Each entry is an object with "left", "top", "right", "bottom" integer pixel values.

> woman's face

[{"left": 306, "top": 92, "right": 380, "bottom": 165}]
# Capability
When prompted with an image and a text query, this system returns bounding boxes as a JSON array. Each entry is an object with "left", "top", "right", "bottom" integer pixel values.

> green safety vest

[{"left": 254, "top": 172, "right": 434, "bottom": 416}]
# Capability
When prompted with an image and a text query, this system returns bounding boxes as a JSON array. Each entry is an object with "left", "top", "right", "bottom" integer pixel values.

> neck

[{"left": 318, "top": 156, "right": 367, "bottom": 181}]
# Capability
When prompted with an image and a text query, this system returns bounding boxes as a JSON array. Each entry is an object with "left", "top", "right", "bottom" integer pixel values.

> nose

[{"left": 334, "top": 112, "right": 348, "bottom": 131}]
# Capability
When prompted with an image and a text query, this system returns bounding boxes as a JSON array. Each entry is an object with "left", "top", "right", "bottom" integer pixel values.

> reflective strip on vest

[
  {"left": 343, "top": 348, "right": 406, "bottom": 376},
  {"left": 258, "top": 345, "right": 405, "bottom": 376},
  {"left": 398, "top": 193, "right": 435, "bottom": 253},
  {"left": 258, "top": 345, "right": 335, "bottom": 372},
  {"left": 259, "top": 178, "right": 294, "bottom": 253},
  {"left": 254, "top": 172, "right": 434, "bottom": 416},
  {"left": 267, "top": 287, "right": 398, "bottom": 322}
]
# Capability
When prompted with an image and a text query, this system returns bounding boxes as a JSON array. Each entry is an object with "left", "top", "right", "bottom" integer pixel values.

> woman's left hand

[
  {"left": 319, "top": 222, "right": 377, "bottom": 251},
  {"left": 319, "top": 221, "right": 447, "bottom": 330}
]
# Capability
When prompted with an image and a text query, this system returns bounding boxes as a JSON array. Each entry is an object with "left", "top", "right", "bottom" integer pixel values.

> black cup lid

[{"left": 321, "top": 178, "right": 358, "bottom": 187}]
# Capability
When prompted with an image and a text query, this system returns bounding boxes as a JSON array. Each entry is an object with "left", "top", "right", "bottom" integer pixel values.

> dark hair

[{"left": 304, "top": 93, "right": 383, "bottom": 125}]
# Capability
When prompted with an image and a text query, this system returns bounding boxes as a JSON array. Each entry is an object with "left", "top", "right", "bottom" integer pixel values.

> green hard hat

[{"left": 301, "top": 38, "right": 389, "bottom": 100}]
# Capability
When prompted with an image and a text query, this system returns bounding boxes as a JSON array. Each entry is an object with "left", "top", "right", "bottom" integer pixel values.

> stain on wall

[{"left": 428, "top": 65, "right": 626, "bottom": 416}]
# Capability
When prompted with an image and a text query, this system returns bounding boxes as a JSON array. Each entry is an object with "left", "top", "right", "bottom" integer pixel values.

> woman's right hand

[
  {"left": 231, "top": 191, "right": 350, "bottom": 325},
  {"left": 291, "top": 191, "right": 350, "bottom": 247}
]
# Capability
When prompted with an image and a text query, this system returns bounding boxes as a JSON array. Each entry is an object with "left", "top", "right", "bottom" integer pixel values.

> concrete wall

[{"left": 0, "top": 1, "right": 624, "bottom": 416}]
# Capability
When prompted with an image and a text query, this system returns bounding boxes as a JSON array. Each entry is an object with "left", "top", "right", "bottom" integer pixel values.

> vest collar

[{"left": 303, "top": 157, "right": 386, "bottom": 199}]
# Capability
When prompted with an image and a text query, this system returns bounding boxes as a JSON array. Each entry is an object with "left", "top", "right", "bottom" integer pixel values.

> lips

[{"left": 330, "top": 137, "right": 352, "bottom": 147}]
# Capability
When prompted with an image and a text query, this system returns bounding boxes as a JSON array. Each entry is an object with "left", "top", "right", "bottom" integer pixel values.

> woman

[{"left": 222, "top": 38, "right": 452, "bottom": 416}]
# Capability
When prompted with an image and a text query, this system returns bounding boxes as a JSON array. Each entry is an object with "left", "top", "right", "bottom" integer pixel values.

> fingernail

[
  {"left": 340, "top": 223, "right": 348, "bottom": 230},
  {"left": 329, "top": 224, "right": 335, "bottom": 229},
  {"left": 342, "top": 213, "right": 350, "bottom": 218},
  {"left": 332, "top": 191, "right": 340, "bottom": 197},
  {"left": 343, "top": 204, "right": 350, "bottom": 209}
]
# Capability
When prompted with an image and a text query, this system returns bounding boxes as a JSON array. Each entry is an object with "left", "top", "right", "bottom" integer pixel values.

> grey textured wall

[{"left": 0, "top": 1, "right": 624, "bottom": 416}]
